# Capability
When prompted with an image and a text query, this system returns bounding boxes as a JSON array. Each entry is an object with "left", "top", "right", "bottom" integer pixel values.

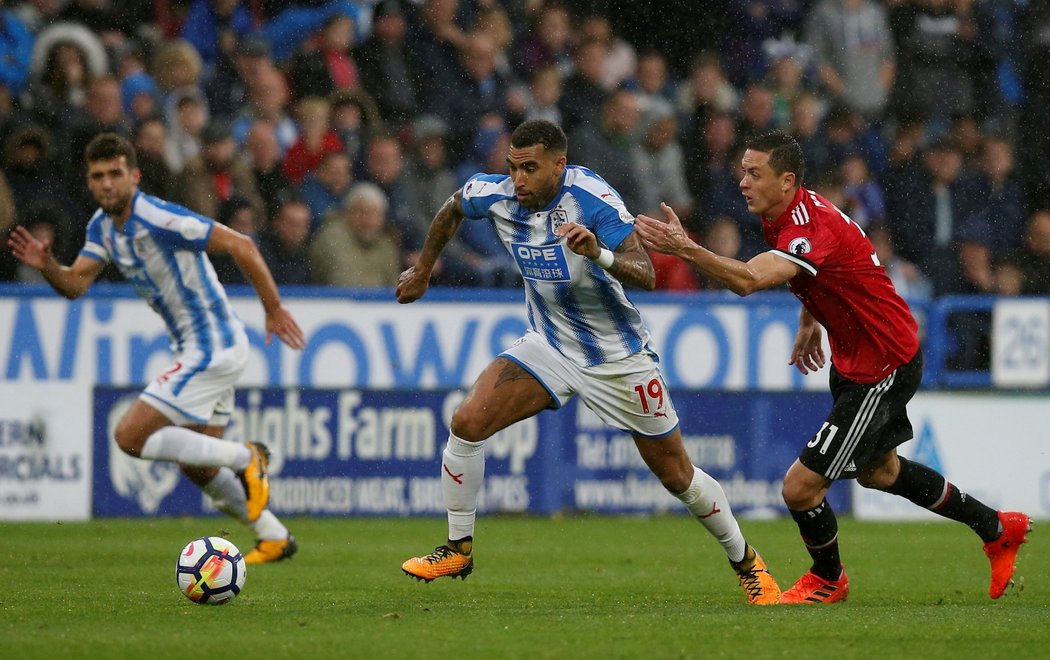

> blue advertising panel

[{"left": 93, "top": 388, "right": 847, "bottom": 518}]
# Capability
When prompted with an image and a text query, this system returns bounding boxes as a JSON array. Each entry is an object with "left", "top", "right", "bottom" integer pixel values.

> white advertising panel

[
  {"left": 853, "top": 394, "right": 1050, "bottom": 520},
  {"left": 991, "top": 299, "right": 1050, "bottom": 388},
  {"left": 0, "top": 383, "right": 91, "bottom": 520},
  {"left": 0, "top": 290, "right": 826, "bottom": 391}
]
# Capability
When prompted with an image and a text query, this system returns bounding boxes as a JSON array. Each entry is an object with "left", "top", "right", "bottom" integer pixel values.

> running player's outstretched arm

[
  {"left": 635, "top": 203, "right": 799, "bottom": 295},
  {"left": 396, "top": 190, "right": 466, "bottom": 304},
  {"left": 556, "top": 222, "right": 656, "bottom": 290},
  {"left": 7, "top": 226, "right": 103, "bottom": 298},
  {"left": 207, "top": 223, "right": 306, "bottom": 349}
]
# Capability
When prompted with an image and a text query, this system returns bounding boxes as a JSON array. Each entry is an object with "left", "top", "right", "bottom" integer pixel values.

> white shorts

[
  {"left": 500, "top": 330, "right": 679, "bottom": 438},
  {"left": 141, "top": 335, "right": 248, "bottom": 427}
]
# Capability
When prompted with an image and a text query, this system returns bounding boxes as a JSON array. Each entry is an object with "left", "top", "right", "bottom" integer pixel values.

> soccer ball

[{"left": 176, "top": 536, "right": 246, "bottom": 604}]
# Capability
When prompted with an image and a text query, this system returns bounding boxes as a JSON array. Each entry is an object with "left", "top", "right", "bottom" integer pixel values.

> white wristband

[{"left": 592, "top": 248, "right": 615, "bottom": 269}]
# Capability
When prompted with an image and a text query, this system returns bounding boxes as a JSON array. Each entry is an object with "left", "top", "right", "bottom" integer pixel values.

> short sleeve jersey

[
  {"left": 460, "top": 165, "right": 652, "bottom": 367},
  {"left": 764, "top": 187, "right": 919, "bottom": 383},
  {"left": 80, "top": 192, "right": 245, "bottom": 355}
]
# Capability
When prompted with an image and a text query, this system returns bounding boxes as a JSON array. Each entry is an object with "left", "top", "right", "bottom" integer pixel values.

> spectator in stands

[
  {"left": 431, "top": 31, "right": 510, "bottom": 163},
  {"left": 558, "top": 37, "right": 608, "bottom": 134},
  {"left": 0, "top": 5, "right": 33, "bottom": 102},
  {"left": 789, "top": 91, "right": 830, "bottom": 180},
  {"left": 680, "top": 51, "right": 738, "bottom": 183},
  {"left": 133, "top": 116, "right": 177, "bottom": 200},
  {"left": 242, "top": 118, "right": 295, "bottom": 222},
  {"left": 634, "top": 50, "right": 677, "bottom": 115},
  {"left": 736, "top": 82, "right": 777, "bottom": 137},
  {"left": 723, "top": 0, "right": 811, "bottom": 84},
  {"left": 964, "top": 136, "right": 1027, "bottom": 260},
  {"left": 580, "top": 12, "right": 636, "bottom": 91},
  {"left": 840, "top": 152, "right": 885, "bottom": 228},
  {"left": 58, "top": 0, "right": 135, "bottom": 48},
  {"left": 764, "top": 45, "right": 810, "bottom": 129},
  {"left": 868, "top": 222, "right": 932, "bottom": 301},
  {"left": 310, "top": 181, "right": 401, "bottom": 287},
  {"left": 207, "top": 34, "right": 277, "bottom": 122},
  {"left": 329, "top": 87, "right": 384, "bottom": 173},
  {"left": 67, "top": 76, "right": 132, "bottom": 199},
  {"left": 513, "top": 1, "right": 573, "bottom": 78},
  {"left": 884, "top": 136, "right": 983, "bottom": 282},
  {"left": 177, "top": 119, "right": 264, "bottom": 220},
  {"left": 407, "top": 0, "right": 470, "bottom": 125},
  {"left": 3, "top": 124, "right": 77, "bottom": 254},
  {"left": 469, "top": 1, "right": 514, "bottom": 78},
  {"left": 231, "top": 65, "right": 297, "bottom": 154},
  {"left": 570, "top": 87, "right": 642, "bottom": 210},
  {"left": 299, "top": 149, "right": 352, "bottom": 234},
  {"left": 354, "top": 0, "right": 417, "bottom": 127},
  {"left": 180, "top": 0, "right": 255, "bottom": 74},
  {"left": 282, "top": 95, "right": 342, "bottom": 184},
  {"left": 402, "top": 114, "right": 486, "bottom": 286},
  {"left": 164, "top": 88, "right": 209, "bottom": 174},
  {"left": 362, "top": 132, "right": 417, "bottom": 252},
  {"left": 153, "top": 38, "right": 205, "bottom": 119},
  {"left": 26, "top": 22, "right": 107, "bottom": 131},
  {"left": 891, "top": 0, "right": 990, "bottom": 134},
  {"left": 1018, "top": 1, "right": 1050, "bottom": 210},
  {"left": 805, "top": 0, "right": 895, "bottom": 119},
  {"left": 259, "top": 198, "right": 313, "bottom": 285},
  {"left": 1015, "top": 210, "right": 1050, "bottom": 295},
  {"left": 518, "top": 64, "right": 562, "bottom": 125},
  {"left": 633, "top": 102, "right": 693, "bottom": 220},
  {"left": 287, "top": 10, "right": 360, "bottom": 99},
  {"left": 949, "top": 112, "right": 984, "bottom": 176},
  {"left": 120, "top": 70, "right": 160, "bottom": 125}
]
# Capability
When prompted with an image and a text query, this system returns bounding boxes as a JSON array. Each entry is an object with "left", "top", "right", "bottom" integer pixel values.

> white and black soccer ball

[{"left": 176, "top": 536, "right": 246, "bottom": 605}]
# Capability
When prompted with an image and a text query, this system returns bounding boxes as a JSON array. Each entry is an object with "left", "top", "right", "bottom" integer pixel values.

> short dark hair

[
  {"left": 510, "top": 119, "right": 567, "bottom": 154},
  {"left": 85, "top": 132, "right": 138, "bottom": 169},
  {"left": 744, "top": 130, "right": 805, "bottom": 184}
]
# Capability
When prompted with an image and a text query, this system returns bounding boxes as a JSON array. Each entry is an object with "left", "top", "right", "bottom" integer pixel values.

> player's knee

[
  {"left": 781, "top": 476, "right": 820, "bottom": 510},
  {"left": 112, "top": 422, "right": 147, "bottom": 457},
  {"left": 449, "top": 408, "right": 491, "bottom": 442}
]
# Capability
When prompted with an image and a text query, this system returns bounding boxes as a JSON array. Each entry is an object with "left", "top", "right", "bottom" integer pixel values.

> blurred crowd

[{"left": 0, "top": 0, "right": 1048, "bottom": 307}]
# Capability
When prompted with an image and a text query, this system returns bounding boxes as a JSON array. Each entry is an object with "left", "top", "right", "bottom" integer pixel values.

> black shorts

[{"left": 799, "top": 350, "right": 923, "bottom": 481}]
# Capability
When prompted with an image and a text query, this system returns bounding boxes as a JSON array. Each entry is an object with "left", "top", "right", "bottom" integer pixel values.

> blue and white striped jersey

[
  {"left": 461, "top": 165, "right": 653, "bottom": 367},
  {"left": 80, "top": 192, "right": 245, "bottom": 355}
]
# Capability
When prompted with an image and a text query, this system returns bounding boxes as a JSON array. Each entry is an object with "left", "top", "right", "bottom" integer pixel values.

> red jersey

[{"left": 762, "top": 187, "right": 919, "bottom": 383}]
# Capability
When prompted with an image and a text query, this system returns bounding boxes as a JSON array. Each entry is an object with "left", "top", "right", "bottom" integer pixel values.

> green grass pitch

[{"left": 1, "top": 515, "right": 1046, "bottom": 659}]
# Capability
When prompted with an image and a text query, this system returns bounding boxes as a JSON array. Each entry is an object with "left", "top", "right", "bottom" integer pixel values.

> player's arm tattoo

[
  {"left": 416, "top": 191, "right": 466, "bottom": 272},
  {"left": 607, "top": 233, "right": 656, "bottom": 290}
]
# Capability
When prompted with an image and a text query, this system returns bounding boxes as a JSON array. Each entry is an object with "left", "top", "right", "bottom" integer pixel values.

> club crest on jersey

[
  {"left": 788, "top": 237, "right": 812, "bottom": 256},
  {"left": 549, "top": 209, "right": 569, "bottom": 232}
]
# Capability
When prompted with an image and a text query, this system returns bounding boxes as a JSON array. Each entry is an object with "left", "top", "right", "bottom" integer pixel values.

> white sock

[
  {"left": 139, "top": 426, "right": 251, "bottom": 469},
  {"left": 442, "top": 432, "right": 485, "bottom": 542},
  {"left": 676, "top": 466, "right": 747, "bottom": 563},
  {"left": 202, "top": 468, "right": 288, "bottom": 540}
]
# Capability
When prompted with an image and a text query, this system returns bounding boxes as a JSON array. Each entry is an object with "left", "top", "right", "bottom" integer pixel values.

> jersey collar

[{"left": 766, "top": 187, "right": 806, "bottom": 228}]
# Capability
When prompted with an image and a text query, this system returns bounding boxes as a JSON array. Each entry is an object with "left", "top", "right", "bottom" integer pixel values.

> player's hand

[
  {"left": 635, "top": 203, "right": 696, "bottom": 255},
  {"left": 555, "top": 222, "right": 600, "bottom": 259},
  {"left": 7, "top": 225, "right": 52, "bottom": 270},
  {"left": 265, "top": 304, "right": 306, "bottom": 350},
  {"left": 396, "top": 266, "right": 431, "bottom": 303},
  {"left": 789, "top": 322, "right": 825, "bottom": 375}
]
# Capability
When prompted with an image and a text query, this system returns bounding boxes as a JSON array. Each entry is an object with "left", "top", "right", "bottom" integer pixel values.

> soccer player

[
  {"left": 395, "top": 119, "right": 780, "bottom": 605},
  {"left": 7, "top": 133, "right": 306, "bottom": 564},
  {"left": 635, "top": 129, "right": 1031, "bottom": 603}
]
